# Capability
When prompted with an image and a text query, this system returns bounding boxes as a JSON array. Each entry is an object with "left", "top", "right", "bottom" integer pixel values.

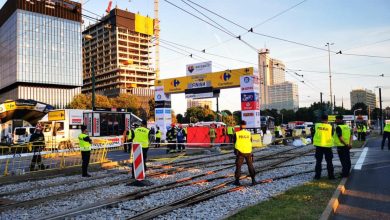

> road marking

[{"left": 354, "top": 147, "right": 368, "bottom": 170}]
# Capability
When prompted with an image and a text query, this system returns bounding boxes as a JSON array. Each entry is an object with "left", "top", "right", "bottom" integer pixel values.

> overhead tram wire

[{"left": 182, "top": 0, "right": 390, "bottom": 59}]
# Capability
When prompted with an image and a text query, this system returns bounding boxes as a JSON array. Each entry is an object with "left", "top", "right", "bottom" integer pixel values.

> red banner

[
  {"left": 241, "top": 101, "right": 260, "bottom": 110},
  {"left": 186, "top": 127, "right": 229, "bottom": 147}
]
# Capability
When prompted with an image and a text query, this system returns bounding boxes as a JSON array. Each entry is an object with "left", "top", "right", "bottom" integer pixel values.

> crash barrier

[{"left": 0, "top": 139, "right": 113, "bottom": 176}]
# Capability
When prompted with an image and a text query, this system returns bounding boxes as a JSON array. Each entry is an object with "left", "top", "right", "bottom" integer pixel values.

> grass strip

[{"left": 227, "top": 178, "right": 339, "bottom": 220}]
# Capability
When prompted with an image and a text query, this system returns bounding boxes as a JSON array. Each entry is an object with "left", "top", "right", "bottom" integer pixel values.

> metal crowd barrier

[{"left": 0, "top": 139, "right": 113, "bottom": 176}]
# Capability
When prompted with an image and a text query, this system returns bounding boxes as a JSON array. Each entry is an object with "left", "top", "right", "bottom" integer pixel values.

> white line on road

[{"left": 354, "top": 147, "right": 368, "bottom": 170}]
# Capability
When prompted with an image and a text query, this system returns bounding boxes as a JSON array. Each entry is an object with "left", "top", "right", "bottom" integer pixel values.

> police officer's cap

[
  {"left": 321, "top": 114, "right": 328, "bottom": 121},
  {"left": 81, "top": 125, "right": 87, "bottom": 131},
  {"left": 142, "top": 119, "right": 147, "bottom": 125},
  {"left": 336, "top": 115, "right": 343, "bottom": 120}
]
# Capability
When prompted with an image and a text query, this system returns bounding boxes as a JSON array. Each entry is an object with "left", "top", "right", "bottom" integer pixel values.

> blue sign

[
  {"left": 241, "top": 92, "right": 259, "bottom": 102},
  {"left": 155, "top": 109, "right": 164, "bottom": 114}
]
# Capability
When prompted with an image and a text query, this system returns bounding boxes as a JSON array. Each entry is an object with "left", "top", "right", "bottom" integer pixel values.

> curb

[{"left": 319, "top": 177, "right": 348, "bottom": 220}]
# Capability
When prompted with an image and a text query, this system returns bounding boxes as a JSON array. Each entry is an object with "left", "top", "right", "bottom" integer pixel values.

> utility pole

[
  {"left": 334, "top": 95, "right": 336, "bottom": 110},
  {"left": 154, "top": 0, "right": 160, "bottom": 79},
  {"left": 326, "top": 43, "right": 334, "bottom": 113},
  {"left": 380, "top": 87, "right": 383, "bottom": 134},
  {"left": 320, "top": 92, "right": 323, "bottom": 104}
]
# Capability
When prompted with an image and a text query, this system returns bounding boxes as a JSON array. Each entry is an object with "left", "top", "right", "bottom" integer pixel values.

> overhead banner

[
  {"left": 155, "top": 86, "right": 171, "bottom": 102},
  {"left": 186, "top": 61, "right": 212, "bottom": 75},
  {"left": 157, "top": 67, "right": 253, "bottom": 94}
]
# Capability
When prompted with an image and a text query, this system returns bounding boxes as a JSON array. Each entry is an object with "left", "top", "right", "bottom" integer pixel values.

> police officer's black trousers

[
  {"left": 177, "top": 141, "right": 185, "bottom": 151},
  {"left": 81, "top": 151, "right": 91, "bottom": 176},
  {"left": 337, "top": 147, "right": 351, "bottom": 177},
  {"left": 235, "top": 151, "right": 256, "bottom": 181},
  {"left": 30, "top": 153, "right": 45, "bottom": 171},
  {"left": 314, "top": 147, "right": 334, "bottom": 179},
  {"left": 155, "top": 138, "right": 161, "bottom": 148},
  {"left": 381, "top": 132, "right": 390, "bottom": 149}
]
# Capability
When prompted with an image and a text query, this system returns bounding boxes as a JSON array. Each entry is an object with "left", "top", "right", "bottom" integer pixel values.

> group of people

[{"left": 312, "top": 115, "right": 353, "bottom": 179}]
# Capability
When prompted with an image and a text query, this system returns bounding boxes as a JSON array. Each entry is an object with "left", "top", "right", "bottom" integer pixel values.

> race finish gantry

[{"left": 154, "top": 67, "right": 261, "bottom": 142}]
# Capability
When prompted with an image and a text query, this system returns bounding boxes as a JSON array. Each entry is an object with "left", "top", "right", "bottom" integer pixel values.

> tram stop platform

[{"left": 333, "top": 137, "right": 390, "bottom": 219}]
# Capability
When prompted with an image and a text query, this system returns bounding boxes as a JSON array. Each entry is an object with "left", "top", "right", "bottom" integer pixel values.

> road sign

[
  {"left": 132, "top": 143, "right": 145, "bottom": 181},
  {"left": 48, "top": 110, "right": 65, "bottom": 121}
]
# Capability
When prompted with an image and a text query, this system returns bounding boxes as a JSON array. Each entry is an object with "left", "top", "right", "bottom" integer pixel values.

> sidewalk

[{"left": 333, "top": 137, "right": 390, "bottom": 220}]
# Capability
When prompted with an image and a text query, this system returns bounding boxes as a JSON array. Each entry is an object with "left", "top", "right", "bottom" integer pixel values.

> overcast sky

[{"left": 2, "top": 0, "right": 389, "bottom": 114}]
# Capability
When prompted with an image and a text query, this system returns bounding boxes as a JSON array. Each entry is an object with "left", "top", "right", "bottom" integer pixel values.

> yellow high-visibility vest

[
  {"left": 384, "top": 124, "right": 390, "bottom": 132},
  {"left": 78, "top": 133, "right": 92, "bottom": 151},
  {"left": 333, "top": 124, "right": 351, "bottom": 147},
  {"left": 156, "top": 130, "right": 162, "bottom": 138},
  {"left": 235, "top": 130, "right": 252, "bottom": 153},
  {"left": 313, "top": 123, "right": 333, "bottom": 147},
  {"left": 227, "top": 127, "right": 234, "bottom": 135},
  {"left": 127, "top": 130, "right": 133, "bottom": 141},
  {"left": 133, "top": 127, "right": 150, "bottom": 148},
  {"left": 363, "top": 125, "right": 367, "bottom": 132}
]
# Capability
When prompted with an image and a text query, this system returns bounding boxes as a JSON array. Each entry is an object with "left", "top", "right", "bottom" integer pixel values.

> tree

[
  {"left": 280, "top": 109, "right": 295, "bottom": 124},
  {"left": 222, "top": 115, "right": 235, "bottom": 126},
  {"left": 185, "top": 107, "right": 205, "bottom": 122},
  {"left": 95, "top": 94, "right": 112, "bottom": 108},
  {"left": 352, "top": 103, "right": 368, "bottom": 115},
  {"left": 68, "top": 94, "right": 89, "bottom": 109},
  {"left": 221, "top": 110, "right": 232, "bottom": 116},
  {"left": 233, "top": 111, "right": 241, "bottom": 125},
  {"left": 111, "top": 93, "right": 140, "bottom": 112},
  {"left": 148, "top": 98, "right": 155, "bottom": 120}
]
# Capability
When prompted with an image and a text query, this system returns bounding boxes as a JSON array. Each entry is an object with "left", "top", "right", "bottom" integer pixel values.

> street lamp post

[
  {"left": 326, "top": 42, "right": 334, "bottom": 113},
  {"left": 83, "top": 34, "right": 96, "bottom": 110}
]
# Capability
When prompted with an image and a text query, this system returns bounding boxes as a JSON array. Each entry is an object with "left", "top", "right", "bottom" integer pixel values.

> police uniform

[
  {"left": 132, "top": 126, "right": 150, "bottom": 170},
  {"left": 313, "top": 122, "right": 335, "bottom": 179},
  {"left": 29, "top": 131, "right": 46, "bottom": 171},
  {"left": 334, "top": 124, "right": 352, "bottom": 177},
  {"left": 79, "top": 132, "right": 92, "bottom": 177},
  {"left": 227, "top": 126, "right": 235, "bottom": 143},
  {"left": 126, "top": 129, "right": 135, "bottom": 153},
  {"left": 382, "top": 122, "right": 390, "bottom": 150},
  {"left": 234, "top": 129, "right": 256, "bottom": 185},
  {"left": 275, "top": 125, "right": 281, "bottom": 138},
  {"left": 155, "top": 129, "right": 162, "bottom": 148}
]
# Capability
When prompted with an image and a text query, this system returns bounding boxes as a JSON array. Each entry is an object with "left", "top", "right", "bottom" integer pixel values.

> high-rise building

[
  {"left": 350, "top": 89, "right": 377, "bottom": 110},
  {"left": 268, "top": 82, "right": 299, "bottom": 111},
  {"left": 82, "top": 8, "right": 155, "bottom": 100},
  {"left": 187, "top": 99, "right": 212, "bottom": 109},
  {"left": 0, "top": 0, "right": 82, "bottom": 107},
  {"left": 258, "top": 48, "right": 298, "bottom": 110}
]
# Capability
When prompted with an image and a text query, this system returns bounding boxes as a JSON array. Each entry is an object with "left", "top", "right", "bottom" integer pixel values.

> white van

[{"left": 13, "top": 127, "right": 35, "bottom": 145}]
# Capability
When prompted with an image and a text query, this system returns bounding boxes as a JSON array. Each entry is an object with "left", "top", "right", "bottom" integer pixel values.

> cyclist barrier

[{"left": 0, "top": 139, "right": 115, "bottom": 176}]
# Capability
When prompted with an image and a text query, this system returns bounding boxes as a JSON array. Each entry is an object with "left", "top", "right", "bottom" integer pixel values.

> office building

[
  {"left": 350, "top": 89, "right": 377, "bottom": 110},
  {"left": 268, "top": 82, "right": 299, "bottom": 111},
  {"left": 0, "top": 0, "right": 82, "bottom": 108},
  {"left": 258, "top": 48, "right": 298, "bottom": 110},
  {"left": 82, "top": 8, "right": 155, "bottom": 100},
  {"left": 187, "top": 99, "right": 212, "bottom": 109}
]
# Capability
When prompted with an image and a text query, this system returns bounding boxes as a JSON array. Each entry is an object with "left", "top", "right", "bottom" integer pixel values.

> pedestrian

[
  {"left": 333, "top": 115, "right": 352, "bottom": 177},
  {"left": 29, "top": 124, "right": 46, "bottom": 171},
  {"left": 233, "top": 120, "right": 256, "bottom": 186},
  {"left": 382, "top": 121, "right": 390, "bottom": 150},
  {"left": 132, "top": 119, "right": 151, "bottom": 171},
  {"left": 274, "top": 124, "right": 281, "bottom": 138},
  {"left": 78, "top": 125, "right": 92, "bottom": 177},
  {"left": 209, "top": 124, "right": 216, "bottom": 148},
  {"left": 227, "top": 126, "right": 235, "bottom": 143},
  {"left": 155, "top": 126, "right": 162, "bottom": 148},
  {"left": 357, "top": 123, "right": 363, "bottom": 141},
  {"left": 313, "top": 114, "right": 335, "bottom": 180},
  {"left": 177, "top": 124, "right": 187, "bottom": 152},
  {"left": 166, "top": 123, "right": 177, "bottom": 153}
]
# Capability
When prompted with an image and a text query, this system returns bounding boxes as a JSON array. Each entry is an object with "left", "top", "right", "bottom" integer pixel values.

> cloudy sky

[{"left": 2, "top": 0, "right": 389, "bottom": 114}]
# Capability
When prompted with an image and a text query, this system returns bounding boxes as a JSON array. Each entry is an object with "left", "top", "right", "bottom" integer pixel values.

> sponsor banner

[
  {"left": 185, "top": 92, "right": 214, "bottom": 99},
  {"left": 155, "top": 101, "right": 171, "bottom": 108},
  {"left": 188, "top": 81, "right": 211, "bottom": 89},
  {"left": 240, "top": 75, "right": 260, "bottom": 93},
  {"left": 186, "top": 61, "right": 212, "bottom": 75},
  {"left": 241, "top": 101, "right": 260, "bottom": 111},
  {"left": 84, "top": 113, "right": 92, "bottom": 136},
  {"left": 241, "top": 92, "right": 259, "bottom": 102},
  {"left": 93, "top": 113, "right": 100, "bottom": 136},
  {"left": 159, "top": 67, "right": 254, "bottom": 93},
  {"left": 34, "top": 103, "right": 46, "bottom": 112},
  {"left": 70, "top": 114, "right": 83, "bottom": 125},
  {"left": 125, "top": 114, "right": 131, "bottom": 130},
  {"left": 328, "top": 115, "right": 368, "bottom": 122},
  {"left": 155, "top": 86, "right": 171, "bottom": 101},
  {"left": 155, "top": 109, "right": 164, "bottom": 115},
  {"left": 241, "top": 110, "right": 261, "bottom": 128}
]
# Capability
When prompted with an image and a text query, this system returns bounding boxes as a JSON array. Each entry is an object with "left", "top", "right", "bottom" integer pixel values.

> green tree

[
  {"left": 352, "top": 102, "right": 368, "bottom": 115},
  {"left": 280, "top": 109, "right": 295, "bottom": 124},
  {"left": 148, "top": 98, "right": 155, "bottom": 120},
  {"left": 233, "top": 111, "right": 241, "bottom": 125},
  {"left": 176, "top": 113, "right": 184, "bottom": 123},
  {"left": 111, "top": 93, "right": 140, "bottom": 112}
]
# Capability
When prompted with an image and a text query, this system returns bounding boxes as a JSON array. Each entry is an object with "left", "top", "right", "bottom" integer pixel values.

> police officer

[
  {"left": 382, "top": 121, "right": 390, "bottom": 150},
  {"left": 209, "top": 124, "right": 216, "bottom": 148},
  {"left": 275, "top": 124, "right": 281, "bottom": 138},
  {"left": 227, "top": 126, "right": 235, "bottom": 143},
  {"left": 79, "top": 125, "right": 92, "bottom": 177},
  {"left": 233, "top": 120, "right": 256, "bottom": 186},
  {"left": 125, "top": 124, "right": 137, "bottom": 153},
  {"left": 333, "top": 115, "right": 352, "bottom": 177},
  {"left": 313, "top": 114, "right": 335, "bottom": 180},
  {"left": 132, "top": 119, "right": 151, "bottom": 170},
  {"left": 155, "top": 127, "right": 162, "bottom": 148},
  {"left": 29, "top": 124, "right": 46, "bottom": 171}
]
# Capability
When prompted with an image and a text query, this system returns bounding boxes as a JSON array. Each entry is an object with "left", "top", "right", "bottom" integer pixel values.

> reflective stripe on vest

[
  {"left": 384, "top": 124, "right": 390, "bottom": 132},
  {"left": 133, "top": 127, "right": 150, "bottom": 148},
  {"left": 156, "top": 130, "right": 162, "bottom": 138},
  {"left": 313, "top": 123, "right": 333, "bottom": 147},
  {"left": 78, "top": 133, "right": 91, "bottom": 151},
  {"left": 333, "top": 124, "right": 351, "bottom": 147},
  {"left": 235, "top": 130, "right": 252, "bottom": 153}
]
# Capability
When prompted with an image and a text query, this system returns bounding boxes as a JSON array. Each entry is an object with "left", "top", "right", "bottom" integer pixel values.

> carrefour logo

[
  {"left": 171, "top": 79, "right": 180, "bottom": 87},
  {"left": 220, "top": 72, "right": 231, "bottom": 81}
]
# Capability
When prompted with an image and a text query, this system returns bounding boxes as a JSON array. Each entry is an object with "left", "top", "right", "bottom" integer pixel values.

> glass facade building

[{"left": 0, "top": 0, "right": 82, "bottom": 108}]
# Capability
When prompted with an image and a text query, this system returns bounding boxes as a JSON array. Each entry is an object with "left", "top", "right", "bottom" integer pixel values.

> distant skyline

[{"left": 1, "top": 0, "right": 389, "bottom": 114}]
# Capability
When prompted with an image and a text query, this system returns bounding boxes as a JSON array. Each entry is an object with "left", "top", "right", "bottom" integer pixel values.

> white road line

[{"left": 354, "top": 147, "right": 368, "bottom": 170}]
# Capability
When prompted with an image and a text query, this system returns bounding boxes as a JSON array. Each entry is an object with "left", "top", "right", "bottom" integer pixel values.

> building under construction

[{"left": 82, "top": 8, "right": 155, "bottom": 98}]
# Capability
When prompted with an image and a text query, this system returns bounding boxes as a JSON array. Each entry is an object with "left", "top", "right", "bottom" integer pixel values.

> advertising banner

[
  {"left": 241, "top": 101, "right": 260, "bottom": 111},
  {"left": 241, "top": 92, "right": 259, "bottom": 102},
  {"left": 186, "top": 61, "right": 212, "bottom": 75},
  {"left": 241, "top": 110, "right": 261, "bottom": 128},
  {"left": 185, "top": 92, "right": 214, "bottom": 99},
  {"left": 93, "top": 113, "right": 100, "bottom": 137},
  {"left": 240, "top": 75, "right": 260, "bottom": 94},
  {"left": 155, "top": 86, "right": 171, "bottom": 101}
]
